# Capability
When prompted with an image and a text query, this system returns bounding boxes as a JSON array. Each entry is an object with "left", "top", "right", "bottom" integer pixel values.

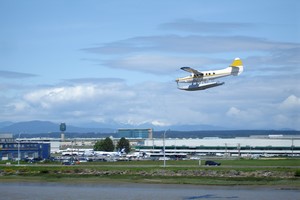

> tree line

[{"left": 93, "top": 137, "right": 130, "bottom": 153}]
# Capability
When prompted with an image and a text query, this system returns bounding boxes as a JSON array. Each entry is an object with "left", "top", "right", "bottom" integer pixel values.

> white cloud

[
  {"left": 1, "top": 76, "right": 300, "bottom": 130},
  {"left": 226, "top": 107, "right": 241, "bottom": 117},
  {"left": 0, "top": 81, "right": 137, "bottom": 123},
  {"left": 104, "top": 54, "right": 224, "bottom": 75},
  {"left": 23, "top": 83, "right": 135, "bottom": 109},
  {"left": 151, "top": 120, "right": 171, "bottom": 127},
  {"left": 83, "top": 34, "right": 300, "bottom": 78},
  {"left": 273, "top": 95, "right": 300, "bottom": 129},
  {"left": 24, "top": 85, "right": 96, "bottom": 109},
  {"left": 84, "top": 35, "right": 300, "bottom": 55},
  {"left": 273, "top": 114, "right": 290, "bottom": 127},
  {"left": 7, "top": 101, "right": 30, "bottom": 112},
  {"left": 0, "top": 70, "right": 37, "bottom": 79},
  {"left": 158, "top": 19, "right": 253, "bottom": 33},
  {"left": 279, "top": 95, "right": 300, "bottom": 110},
  {"left": 225, "top": 106, "right": 267, "bottom": 129}
]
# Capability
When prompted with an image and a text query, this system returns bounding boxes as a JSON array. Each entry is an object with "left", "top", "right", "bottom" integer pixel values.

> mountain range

[
  {"left": 0, "top": 120, "right": 226, "bottom": 135},
  {"left": 0, "top": 120, "right": 299, "bottom": 139},
  {"left": 0, "top": 121, "right": 112, "bottom": 134}
]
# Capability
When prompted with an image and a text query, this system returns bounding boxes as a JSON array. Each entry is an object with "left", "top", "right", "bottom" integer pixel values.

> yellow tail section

[
  {"left": 230, "top": 58, "right": 243, "bottom": 67},
  {"left": 230, "top": 58, "right": 243, "bottom": 76}
]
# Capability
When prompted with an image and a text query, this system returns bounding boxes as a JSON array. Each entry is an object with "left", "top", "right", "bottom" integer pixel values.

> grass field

[
  {"left": 1, "top": 157, "right": 300, "bottom": 166},
  {"left": 1, "top": 158, "right": 299, "bottom": 186}
]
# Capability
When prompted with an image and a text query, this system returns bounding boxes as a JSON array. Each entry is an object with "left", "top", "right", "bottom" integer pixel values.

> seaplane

[{"left": 176, "top": 58, "right": 243, "bottom": 91}]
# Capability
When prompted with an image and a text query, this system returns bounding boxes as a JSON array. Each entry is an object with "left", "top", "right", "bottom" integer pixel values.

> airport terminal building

[{"left": 117, "top": 128, "right": 153, "bottom": 139}]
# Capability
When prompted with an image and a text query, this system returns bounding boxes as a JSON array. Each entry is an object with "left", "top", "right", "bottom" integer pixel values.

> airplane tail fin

[{"left": 230, "top": 58, "right": 243, "bottom": 76}]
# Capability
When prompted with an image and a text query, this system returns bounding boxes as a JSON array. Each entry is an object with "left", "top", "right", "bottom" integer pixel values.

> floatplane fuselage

[{"left": 176, "top": 58, "right": 243, "bottom": 91}]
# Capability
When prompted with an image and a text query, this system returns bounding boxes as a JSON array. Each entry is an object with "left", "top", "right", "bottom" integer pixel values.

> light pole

[
  {"left": 17, "top": 132, "right": 22, "bottom": 166},
  {"left": 163, "top": 129, "right": 169, "bottom": 167},
  {"left": 292, "top": 138, "right": 294, "bottom": 157}
]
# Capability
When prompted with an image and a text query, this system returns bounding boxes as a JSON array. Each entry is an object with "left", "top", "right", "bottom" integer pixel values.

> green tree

[
  {"left": 93, "top": 137, "right": 115, "bottom": 151},
  {"left": 93, "top": 140, "right": 104, "bottom": 151},
  {"left": 116, "top": 137, "right": 131, "bottom": 153}
]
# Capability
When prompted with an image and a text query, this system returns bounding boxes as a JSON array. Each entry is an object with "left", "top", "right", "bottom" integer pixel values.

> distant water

[{"left": 0, "top": 182, "right": 299, "bottom": 200}]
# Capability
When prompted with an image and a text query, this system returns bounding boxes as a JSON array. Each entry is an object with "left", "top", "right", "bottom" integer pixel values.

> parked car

[
  {"left": 62, "top": 160, "right": 75, "bottom": 165},
  {"left": 205, "top": 160, "right": 221, "bottom": 166}
]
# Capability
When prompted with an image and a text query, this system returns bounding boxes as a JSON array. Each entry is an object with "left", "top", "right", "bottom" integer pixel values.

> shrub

[{"left": 4, "top": 168, "right": 16, "bottom": 174}]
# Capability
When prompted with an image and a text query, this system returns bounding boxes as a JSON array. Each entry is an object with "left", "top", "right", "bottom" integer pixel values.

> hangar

[{"left": 0, "top": 134, "right": 51, "bottom": 161}]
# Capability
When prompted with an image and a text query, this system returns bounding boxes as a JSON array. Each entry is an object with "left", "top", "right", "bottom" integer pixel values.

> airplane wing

[{"left": 180, "top": 67, "right": 203, "bottom": 76}]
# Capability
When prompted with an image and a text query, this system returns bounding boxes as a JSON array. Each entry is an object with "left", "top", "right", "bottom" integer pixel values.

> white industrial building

[{"left": 137, "top": 135, "right": 300, "bottom": 157}]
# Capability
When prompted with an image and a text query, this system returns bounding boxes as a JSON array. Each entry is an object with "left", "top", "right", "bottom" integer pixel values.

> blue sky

[{"left": 0, "top": 0, "right": 299, "bottom": 130}]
